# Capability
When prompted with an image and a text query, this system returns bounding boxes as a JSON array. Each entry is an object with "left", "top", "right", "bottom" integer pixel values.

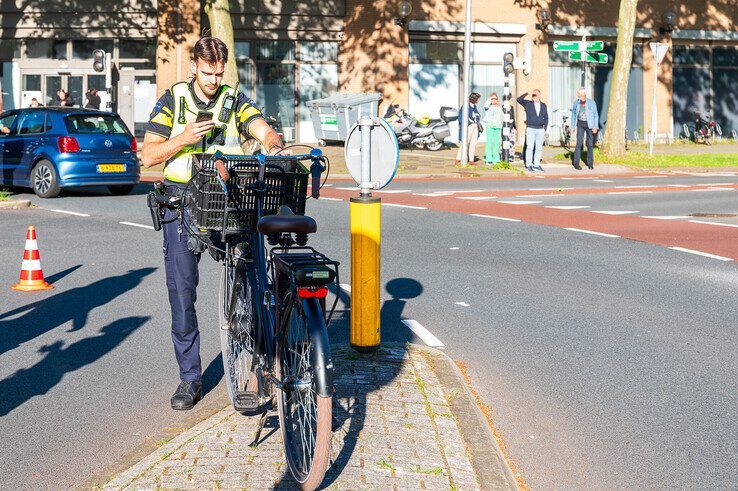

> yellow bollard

[{"left": 350, "top": 196, "right": 381, "bottom": 351}]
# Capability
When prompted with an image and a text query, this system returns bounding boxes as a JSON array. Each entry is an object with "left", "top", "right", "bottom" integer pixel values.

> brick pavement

[{"left": 103, "top": 345, "right": 515, "bottom": 490}]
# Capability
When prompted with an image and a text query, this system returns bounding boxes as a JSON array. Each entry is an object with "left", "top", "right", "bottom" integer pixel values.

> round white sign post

[{"left": 344, "top": 116, "right": 399, "bottom": 351}]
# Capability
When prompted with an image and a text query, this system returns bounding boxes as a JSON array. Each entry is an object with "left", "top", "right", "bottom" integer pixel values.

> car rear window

[{"left": 65, "top": 114, "right": 128, "bottom": 134}]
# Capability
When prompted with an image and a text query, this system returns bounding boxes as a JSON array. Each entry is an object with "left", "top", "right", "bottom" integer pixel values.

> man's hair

[
  {"left": 469, "top": 92, "right": 481, "bottom": 103},
  {"left": 577, "top": 87, "right": 588, "bottom": 96},
  {"left": 193, "top": 37, "right": 228, "bottom": 64}
]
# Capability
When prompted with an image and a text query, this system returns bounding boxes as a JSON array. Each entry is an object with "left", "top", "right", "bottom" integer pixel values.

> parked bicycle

[
  {"left": 548, "top": 109, "right": 571, "bottom": 150},
  {"left": 682, "top": 109, "right": 716, "bottom": 145},
  {"left": 148, "top": 148, "right": 337, "bottom": 490}
]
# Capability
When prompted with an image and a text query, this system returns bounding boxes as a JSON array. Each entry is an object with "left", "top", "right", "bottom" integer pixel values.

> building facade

[{"left": 1, "top": 1, "right": 736, "bottom": 143}]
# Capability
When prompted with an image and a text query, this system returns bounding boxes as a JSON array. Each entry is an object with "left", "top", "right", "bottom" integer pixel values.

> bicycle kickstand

[{"left": 249, "top": 408, "right": 270, "bottom": 449}]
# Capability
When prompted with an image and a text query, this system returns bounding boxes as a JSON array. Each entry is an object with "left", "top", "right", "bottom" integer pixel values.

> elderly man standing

[
  {"left": 516, "top": 89, "right": 548, "bottom": 172},
  {"left": 570, "top": 87, "right": 599, "bottom": 170}
]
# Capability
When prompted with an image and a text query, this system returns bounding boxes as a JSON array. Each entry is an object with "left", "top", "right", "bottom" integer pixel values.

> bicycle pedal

[{"left": 233, "top": 391, "right": 260, "bottom": 412}]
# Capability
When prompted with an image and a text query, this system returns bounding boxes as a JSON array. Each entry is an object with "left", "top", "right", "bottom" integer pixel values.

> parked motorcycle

[
  {"left": 384, "top": 104, "right": 457, "bottom": 151},
  {"left": 683, "top": 109, "right": 716, "bottom": 145}
]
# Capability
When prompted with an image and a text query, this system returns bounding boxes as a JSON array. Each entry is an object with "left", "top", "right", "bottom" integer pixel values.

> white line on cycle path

[
  {"left": 46, "top": 208, "right": 90, "bottom": 217},
  {"left": 382, "top": 203, "right": 428, "bottom": 210},
  {"left": 668, "top": 247, "right": 733, "bottom": 262},
  {"left": 119, "top": 221, "right": 155, "bottom": 230},
  {"left": 402, "top": 319, "right": 445, "bottom": 349}
]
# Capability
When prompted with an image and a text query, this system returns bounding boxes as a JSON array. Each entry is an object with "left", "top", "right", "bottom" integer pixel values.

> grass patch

[
  {"left": 0, "top": 187, "right": 11, "bottom": 201},
  {"left": 417, "top": 465, "right": 444, "bottom": 475},
  {"left": 553, "top": 148, "right": 738, "bottom": 168},
  {"left": 154, "top": 438, "right": 171, "bottom": 447},
  {"left": 378, "top": 455, "right": 396, "bottom": 476}
]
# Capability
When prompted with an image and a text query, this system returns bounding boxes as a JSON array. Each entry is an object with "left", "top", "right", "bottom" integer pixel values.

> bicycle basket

[{"left": 186, "top": 153, "right": 309, "bottom": 233}]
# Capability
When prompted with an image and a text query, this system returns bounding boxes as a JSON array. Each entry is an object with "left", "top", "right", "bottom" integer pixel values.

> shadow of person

[
  {"left": 273, "top": 278, "right": 425, "bottom": 489},
  {"left": 0, "top": 267, "right": 156, "bottom": 358},
  {"left": 201, "top": 351, "right": 224, "bottom": 397},
  {"left": 0, "top": 316, "right": 149, "bottom": 416}
]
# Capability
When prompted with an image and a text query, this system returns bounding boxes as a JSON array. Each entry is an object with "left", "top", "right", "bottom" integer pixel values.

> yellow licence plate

[{"left": 97, "top": 164, "right": 126, "bottom": 173}]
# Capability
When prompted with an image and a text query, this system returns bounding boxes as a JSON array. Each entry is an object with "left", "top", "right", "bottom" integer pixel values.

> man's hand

[{"left": 179, "top": 120, "right": 215, "bottom": 146}]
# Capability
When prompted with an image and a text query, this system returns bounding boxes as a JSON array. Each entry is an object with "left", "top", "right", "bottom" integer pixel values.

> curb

[
  {"left": 411, "top": 344, "right": 519, "bottom": 491},
  {"left": 0, "top": 199, "right": 31, "bottom": 209}
]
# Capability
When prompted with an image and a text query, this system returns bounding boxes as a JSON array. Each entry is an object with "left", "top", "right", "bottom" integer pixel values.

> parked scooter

[{"left": 384, "top": 104, "right": 457, "bottom": 151}]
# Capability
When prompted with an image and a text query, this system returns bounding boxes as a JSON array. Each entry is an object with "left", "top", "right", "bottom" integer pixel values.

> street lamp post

[{"left": 460, "top": 0, "right": 473, "bottom": 166}]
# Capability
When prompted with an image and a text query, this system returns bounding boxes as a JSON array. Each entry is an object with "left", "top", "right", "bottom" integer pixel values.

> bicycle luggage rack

[{"left": 186, "top": 153, "right": 310, "bottom": 234}]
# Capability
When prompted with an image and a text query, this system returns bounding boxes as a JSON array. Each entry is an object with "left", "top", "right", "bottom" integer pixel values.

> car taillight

[
  {"left": 130, "top": 137, "right": 138, "bottom": 151},
  {"left": 57, "top": 136, "right": 80, "bottom": 153}
]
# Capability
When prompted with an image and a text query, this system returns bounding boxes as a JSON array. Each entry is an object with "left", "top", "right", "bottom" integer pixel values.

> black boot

[{"left": 171, "top": 380, "right": 202, "bottom": 410}]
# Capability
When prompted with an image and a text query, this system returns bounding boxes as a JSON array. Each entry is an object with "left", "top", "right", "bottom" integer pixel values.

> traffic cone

[{"left": 11, "top": 226, "right": 53, "bottom": 291}]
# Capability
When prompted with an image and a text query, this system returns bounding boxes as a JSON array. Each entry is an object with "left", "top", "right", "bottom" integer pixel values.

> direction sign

[
  {"left": 553, "top": 40, "right": 604, "bottom": 52},
  {"left": 569, "top": 51, "right": 608, "bottom": 64}
]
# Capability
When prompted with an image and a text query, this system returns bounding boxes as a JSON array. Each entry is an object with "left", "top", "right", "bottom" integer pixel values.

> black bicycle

[{"left": 148, "top": 149, "right": 339, "bottom": 490}]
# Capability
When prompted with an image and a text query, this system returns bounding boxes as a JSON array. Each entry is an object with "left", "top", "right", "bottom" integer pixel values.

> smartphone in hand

[{"left": 196, "top": 111, "right": 213, "bottom": 123}]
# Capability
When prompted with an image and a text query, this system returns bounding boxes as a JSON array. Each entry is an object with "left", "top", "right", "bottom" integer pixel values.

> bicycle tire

[
  {"left": 276, "top": 297, "right": 333, "bottom": 490},
  {"left": 218, "top": 254, "right": 257, "bottom": 411}
]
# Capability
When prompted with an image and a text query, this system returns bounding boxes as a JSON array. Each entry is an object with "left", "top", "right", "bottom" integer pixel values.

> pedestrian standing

[
  {"left": 140, "top": 37, "right": 284, "bottom": 411},
  {"left": 516, "top": 89, "right": 548, "bottom": 172},
  {"left": 570, "top": 87, "right": 599, "bottom": 170},
  {"left": 455, "top": 92, "right": 482, "bottom": 165},
  {"left": 85, "top": 88, "right": 101, "bottom": 110},
  {"left": 54, "top": 89, "right": 74, "bottom": 107},
  {"left": 482, "top": 92, "right": 503, "bottom": 164}
]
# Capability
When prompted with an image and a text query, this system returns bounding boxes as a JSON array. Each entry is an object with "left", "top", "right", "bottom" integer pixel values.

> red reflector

[
  {"left": 297, "top": 287, "right": 328, "bottom": 299},
  {"left": 57, "top": 136, "right": 80, "bottom": 153},
  {"left": 709, "top": 122, "right": 715, "bottom": 126},
  {"left": 131, "top": 137, "right": 138, "bottom": 151}
]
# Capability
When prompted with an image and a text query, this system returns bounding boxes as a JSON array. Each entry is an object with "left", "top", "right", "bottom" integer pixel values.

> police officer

[{"left": 141, "top": 37, "right": 285, "bottom": 410}]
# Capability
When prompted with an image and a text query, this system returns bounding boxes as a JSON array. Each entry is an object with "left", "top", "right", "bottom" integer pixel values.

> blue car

[{"left": 0, "top": 107, "right": 140, "bottom": 198}]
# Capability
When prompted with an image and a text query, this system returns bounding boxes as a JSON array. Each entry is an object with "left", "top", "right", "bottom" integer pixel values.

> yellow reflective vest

[{"left": 163, "top": 82, "right": 244, "bottom": 183}]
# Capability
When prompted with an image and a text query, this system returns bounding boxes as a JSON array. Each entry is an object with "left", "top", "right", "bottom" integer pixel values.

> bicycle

[
  {"left": 549, "top": 109, "right": 571, "bottom": 150},
  {"left": 148, "top": 148, "right": 338, "bottom": 490}
]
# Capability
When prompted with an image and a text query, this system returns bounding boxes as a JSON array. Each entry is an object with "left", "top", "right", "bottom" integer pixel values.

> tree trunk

[
  {"left": 603, "top": 0, "right": 638, "bottom": 157},
  {"left": 204, "top": 0, "right": 238, "bottom": 87}
]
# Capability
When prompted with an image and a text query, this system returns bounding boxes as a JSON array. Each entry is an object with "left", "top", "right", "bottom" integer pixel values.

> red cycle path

[{"left": 320, "top": 186, "right": 738, "bottom": 261}]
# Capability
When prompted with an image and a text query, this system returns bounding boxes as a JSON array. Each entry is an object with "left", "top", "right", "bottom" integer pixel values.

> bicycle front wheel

[
  {"left": 218, "top": 255, "right": 257, "bottom": 411},
  {"left": 276, "top": 297, "right": 333, "bottom": 490}
]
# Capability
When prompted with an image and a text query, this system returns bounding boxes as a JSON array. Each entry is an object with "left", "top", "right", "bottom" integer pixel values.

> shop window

[
  {"left": 299, "top": 42, "right": 338, "bottom": 62},
  {"left": 255, "top": 41, "right": 294, "bottom": 61},
  {"left": 72, "top": 40, "right": 113, "bottom": 59},
  {"left": 673, "top": 46, "right": 709, "bottom": 66},
  {"left": 26, "top": 39, "right": 67, "bottom": 60},
  {"left": 119, "top": 39, "right": 156, "bottom": 59}
]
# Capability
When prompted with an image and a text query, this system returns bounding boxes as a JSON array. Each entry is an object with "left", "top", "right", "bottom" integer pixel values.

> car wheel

[
  {"left": 32, "top": 160, "right": 61, "bottom": 198},
  {"left": 108, "top": 184, "right": 135, "bottom": 196}
]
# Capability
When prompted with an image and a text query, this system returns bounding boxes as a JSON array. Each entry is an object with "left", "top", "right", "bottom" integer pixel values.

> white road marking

[
  {"left": 614, "top": 185, "right": 658, "bottom": 189},
  {"left": 375, "top": 189, "right": 412, "bottom": 194},
  {"left": 564, "top": 228, "right": 620, "bottom": 238},
  {"left": 642, "top": 215, "right": 690, "bottom": 220},
  {"left": 416, "top": 189, "right": 485, "bottom": 196},
  {"left": 608, "top": 191, "right": 653, "bottom": 195},
  {"left": 48, "top": 209, "right": 90, "bottom": 217},
  {"left": 696, "top": 182, "right": 733, "bottom": 186},
  {"left": 529, "top": 187, "right": 573, "bottom": 191},
  {"left": 560, "top": 177, "right": 592, "bottom": 180},
  {"left": 457, "top": 196, "right": 499, "bottom": 201},
  {"left": 449, "top": 247, "right": 460, "bottom": 250},
  {"left": 416, "top": 192, "right": 452, "bottom": 197},
  {"left": 545, "top": 205, "right": 590, "bottom": 210},
  {"left": 592, "top": 179, "right": 614, "bottom": 182},
  {"left": 336, "top": 187, "right": 359, "bottom": 191},
  {"left": 633, "top": 175, "right": 668, "bottom": 179},
  {"left": 381, "top": 203, "right": 428, "bottom": 210},
  {"left": 339, "top": 283, "right": 352, "bottom": 293},
  {"left": 590, "top": 210, "right": 639, "bottom": 215},
  {"left": 668, "top": 247, "right": 733, "bottom": 262},
  {"left": 322, "top": 183, "right": 334, "bottom": 187},
  {"left": 516, "top": 194, "right": 565, "bottom": 198},
  {"left": 470, "top": 214, "right": 521, "bottom": 222},
  {"left": 497, "top": 200, "right": 542, "bottom": 205},
  {"left": 454, "top": 302, "right": 470, "bottom": 307},
  {"left": 402, "top": 319, "right": 445, "bottom": 348},
  {"left": 319, "top": 197, "right": 343, "bottom": 201},
  {"left": 667, "top": 184, "right": 691, "bottom": 188},
  {"left": 119, "top": 221, "right": 155, "bottom": 230},
  {"left": 687, "top": 220, "right": 738, "bottom": 228},
  {"left": 691, "top": 187, "right": 733, "bottom": 192}
]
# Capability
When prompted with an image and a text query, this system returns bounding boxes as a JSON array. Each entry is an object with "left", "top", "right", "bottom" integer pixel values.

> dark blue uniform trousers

[{"left": 162, "top": 197, "right": 202, "bottom": 382}]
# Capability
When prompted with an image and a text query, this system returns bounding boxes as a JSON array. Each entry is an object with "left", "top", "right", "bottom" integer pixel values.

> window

[
  {"left": 17, "top": 112, "right": 47, "bottom": 135},
  {"left": 0, "top": 113, "right": 18, "bottom": 134},
  {"left": 713, "top": 47, "right": 738, "bottom": 67},
  {"left": 410, "top": 41, "right": 462, "bottom": 63},
  {"left": 72, "top": 40, "right": 113, "bottom": 59},
  {"left": 23, "top": 75, "right": 41, "bottom": 92},
  {"left": 673, "top": 46, "right": 709, "bottom": 66},
  {"left": 64, "top": 114, "right": 128, "bottom": 134},
  {"left": 0, "top": 40, "right": 20, "bottom": 60},
  {"left": 255, "top": 40, "right": 294, "bottom": 61},
  {"left": 299, "top": 42, "right": 338, "bottom": 62},
  {"left": 26, "top": 39, "right": 67, "bottom": 60},
  {"left": 119, "top": 39, "right": 156, "bottom": 59}
]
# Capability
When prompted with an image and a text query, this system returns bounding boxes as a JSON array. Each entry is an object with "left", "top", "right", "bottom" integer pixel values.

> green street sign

[
  {"left": 569, "top": 51, "right": 608, "bottom": 63},
  {"left": 553, "top": 40, "right": 604, "bottom": 52}
]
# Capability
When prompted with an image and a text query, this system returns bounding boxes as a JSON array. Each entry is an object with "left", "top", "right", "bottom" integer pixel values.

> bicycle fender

[{"left": 302, "top": 298, "right": 334, "bottom": 397}]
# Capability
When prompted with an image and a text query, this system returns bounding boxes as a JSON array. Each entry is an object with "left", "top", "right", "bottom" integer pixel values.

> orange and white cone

[{"left": 11, "top": 226, "right": 53, "bottom": 291}]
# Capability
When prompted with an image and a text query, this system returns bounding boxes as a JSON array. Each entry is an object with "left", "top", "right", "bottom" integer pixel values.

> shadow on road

[
  {"left": 0, "top": 267, "right": 156, "bottom": 357},
  {"left": 0, "top": 316, "right": 149, "bottom": 416},
  {"left": 43, "top": 264, "right": 83, "bottom": 285},
  {"left": 59, "top": 183, "right": 153, "bottom": 198},
  {"left": 201, "top": 351, "right": 224, "bottom": 397}
]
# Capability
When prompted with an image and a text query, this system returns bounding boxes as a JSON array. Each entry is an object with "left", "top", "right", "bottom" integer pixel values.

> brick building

[{"left": 1, "top": 1, "right": 736, "bottom": 142}]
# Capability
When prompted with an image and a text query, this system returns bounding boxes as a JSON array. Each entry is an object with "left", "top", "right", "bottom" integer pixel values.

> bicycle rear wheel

[
  {"left": 276, "top": 297, "right": 333, "bottom": 490},
  {"left": 218, "top": 253, "right": 257, "bottom": 411}
]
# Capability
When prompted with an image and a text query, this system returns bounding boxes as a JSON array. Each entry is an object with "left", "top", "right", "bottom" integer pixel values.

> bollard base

[{"left": 350, "top": 343, "right": 380, "bottom": 353}]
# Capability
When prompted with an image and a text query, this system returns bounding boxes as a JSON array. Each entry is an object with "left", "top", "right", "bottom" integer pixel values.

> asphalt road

[{"left": 0, "top": 176, "right": 736, "bottom": 489}]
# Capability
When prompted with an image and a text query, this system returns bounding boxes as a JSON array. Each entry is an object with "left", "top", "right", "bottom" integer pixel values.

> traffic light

[
  {"left": 503, "top": 52, "right": 515, "bottom": 76},
  {"left": 92, "top": 49, "right": 105, "bottom": 72}
]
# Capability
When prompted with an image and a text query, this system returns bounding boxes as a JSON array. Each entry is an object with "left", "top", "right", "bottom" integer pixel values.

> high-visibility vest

[{"left": 164, "top": 82, "right": 244, "bottom": 183}]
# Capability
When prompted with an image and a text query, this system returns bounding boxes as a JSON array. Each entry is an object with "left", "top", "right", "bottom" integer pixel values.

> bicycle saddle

[{"left": 257, "top": 205, "right": 317, "bottom": 234}]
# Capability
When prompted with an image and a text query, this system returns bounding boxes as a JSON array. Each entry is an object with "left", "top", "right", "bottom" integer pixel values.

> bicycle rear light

[{"left": 297, "top": 287, "right": 328, "bottom": 299}]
